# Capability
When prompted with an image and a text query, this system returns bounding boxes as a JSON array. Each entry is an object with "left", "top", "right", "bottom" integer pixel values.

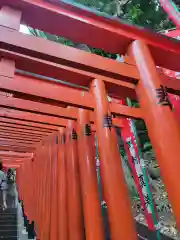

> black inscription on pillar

[
  {"left": 103, "top": 114, "right": 113, "bottom": 130},
  {"left": 56, "top": 135, "right": 58, "bottom": 144},
  {"left": 72, "top": 128, "right": 78, "bottom": 140},
  {"left": 144, "top": 194, "right": 150, "bottom": 208},
  {"left": 84, "top": 124, "right": 91, "bottom": 136},
  {"left": 155, "top": 85, "right": 173, "bottom": 110},
  {"left": 132, "top": 156, "right": 139, "bottom": 165},
  {"left": 62, "top": 134, "right": 66, "bottom": 144},
  {"left": 138, "top": 174, "right": 146, "bottom": 188}
]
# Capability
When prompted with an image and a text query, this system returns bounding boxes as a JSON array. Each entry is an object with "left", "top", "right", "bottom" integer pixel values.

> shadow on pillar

[{"left": 20, "top": 200, "right": 36, "bottom": 239}]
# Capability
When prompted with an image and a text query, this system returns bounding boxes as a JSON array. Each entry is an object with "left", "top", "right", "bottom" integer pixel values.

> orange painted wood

[
  {"left": 0, "top": 75, "right": 93, "bottom": 110},
  {"left": 33, "top": 137, "right": 51, "bottom": 239},
  {"left": 0, "top": 82, "right": 142, "bottom": 120},
  {"left": 0, "top": 125, "right": 47, "bottom": 136},
  {"left": 3, "top": 163, "right": 21, "bottom": 168},
  {"left": 0, "top": 131, "right": 42, "bottom": 139},
  {"left": 0, "top": 135, "right": 40, "bottom": 143},
  {"left": 160, "top": 73, "right": 180, "bottom": 95},
  {"left": 45, "top": 139, "right": 53, "bottom": 239},
  {"left": 0, "top": 75, "right": 142, "bottom": 119},
  {"left": 0, "top": 142, "right": 35, "bottom": 147},
  {"left": 1, "top": 50, "right": 179, "bottom": 96},
  {"left": 0, "top": 48, "right": 136, "bottom": 99},
  {"left": 35, "top": 152, "right": 41, "bottom": 238},
  {"left": 91, "top": 79, "right": 137, "bottom": 240},
  {"left": 29, "top": 160, "right": 34, "bottom": 222},
  {"left": 0, "top": 145, "right": 35, "bottom": 152},
  {"left": 0, "top": 151, "right": 33, "bottom": 157},
  {"left": 0, "top": 95, "right": 77, "bottom": 120},
  {"left": 112, "top": 117, "right": 124, "bottom": 128},
  {"left": 40, "top": 140, "right": 49, "bottom": 240},
  {"left": 0, "top": 26, "right": 139, "bottom": 80},
  {"left": 0, "top": 58, "right": 142, "bottom": 119},
  {"left": 0, "top": 126, "right": 47, "bottom": 137},
  {"left": 0, "top": 138, "right": 36, "bottom": 146},
  {"left": 123, "top": 55, "right": 136, "bottom": 65},
  {"left": 1, "top": 0, "right": 180, "bottom": 72},
  {"left": 32, "top": 153, "right": 38, "bottom": 234},
  {"left": 57, "top": 129, "right": 68, "bottom": 240},
  {"left": 0, "top": 107, "right": 68, "bottom": 126},
  {"left": 37, "top": 144, "right": 43, "bottom": 238},
  {"left": 0, "top": 123, "right": 51, "bottom": 135},
  {"left": 2, "top": 158, "right": 23, "bottom": 163},
  {"left": 78, "top": 109, "right": 104, "bottom": 240},
  {"left": 37, "top": 148, "right": 43, "bottom": 239},
  {"left": 25, "top": 160, "right": 32, "bottom": 221},
  {"left": 0, "top": 118, "right": 59, "bottom": 131},
  {"left": 1, "top": 158, "right": 30, "bottom": 162},
  {"left": 0, "top": 6, "right": 21, "bottom": 30},
  {"left": 66, "top": 120, "right": 83, "bottom": 240},
  {"left": 0, "top": 48, "right": 137, "bottom": 99},
  {"left": 0, "top": 146, "right": 35, "bottom": 152},
  {"left": 0, "top": 128, "right": 44, "bottom": 137},
  {"left": 110, "top": 102, "right": 143, "bottom": 119},
  {"left": 2, "top": 158, "right": 25, "bottom": 162},
  {"left": 49, "top": 135, "right": 58, "bottom": 240},
  {"left": 0, "top": 58, "right": 15, "bottom": 78},
  {"left": 42, "top": 140, "right": 51, "bottom": 240},
  {"left": 130, "top": 40, "right": 180, "bottom": 229},
  {"left": 0, "top": 144, "right": 34, "bottom": 151}
]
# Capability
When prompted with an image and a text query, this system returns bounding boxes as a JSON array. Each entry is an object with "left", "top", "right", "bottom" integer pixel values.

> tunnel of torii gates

[{"left": 0, "top": 0, "right": 180, "bottom": 240}]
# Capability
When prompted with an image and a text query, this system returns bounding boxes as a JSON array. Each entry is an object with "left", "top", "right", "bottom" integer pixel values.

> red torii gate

[{"left": 0, "top": 1, "right": 180, "bottom": 240}]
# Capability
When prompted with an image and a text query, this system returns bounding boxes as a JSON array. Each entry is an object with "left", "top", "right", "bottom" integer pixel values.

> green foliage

[
  {"left": 29, "top": 0, "right": 175, "bottom": 58},
  {"left": 74, "top": 0, "right": 175, "bottom": 30}
]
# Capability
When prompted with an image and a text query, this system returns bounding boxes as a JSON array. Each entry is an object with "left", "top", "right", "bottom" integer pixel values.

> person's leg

[
  {"left": 2, "top": 190, "right": 7, "bottom": 209},
  {"left": 14, "top": 184, "right": 18, "bottom": 207},
  {"left": 12, "top": 183, "right": 18, "bottom": 208}
]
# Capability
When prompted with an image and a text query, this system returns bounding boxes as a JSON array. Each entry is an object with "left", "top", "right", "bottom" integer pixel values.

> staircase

[
  {"left": 0, "top": 207, "right": 18, "bottom": 239},
  {"left": 0, "top": 185, "right": 18, "bottom": 239}
]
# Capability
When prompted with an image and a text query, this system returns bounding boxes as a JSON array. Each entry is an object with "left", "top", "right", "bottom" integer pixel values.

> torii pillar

[
  {"left": 91, "top": 79, "right": 137, "bottom": 240},
  {"left": 129, "top": 40, "right": 180, "bottom": 229}
]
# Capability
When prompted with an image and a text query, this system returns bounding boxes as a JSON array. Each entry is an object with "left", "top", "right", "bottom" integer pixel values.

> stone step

[
  {"left": 0, "top": 220, "right": 17, "bottom": 226},
  {"left": 0, "top": 207, "right": 17, "bottom": 211},
  {"left": 0, "top": 215, "right": 16, "bottom": 218},
  {"left": 0, "top": 219, "right": 16, "bottom": 223},
  {"left": 0, "top": 219, "right": 17, "bottom": 225},
  {"left": 0, "top": 219, "right": 17, "bottom": 224},
  {"left": 0, "top": 220, "right": 17, "bottom": 225},
  {"left": 0, "top": 229, "right": 17, "bottom": 237},
  {"left": 0, "top": 237, "right": 17, "bottom": 240},
  {"left": 0, "top": 224, "right": 17, "bottom": 231},
  {"left": 0, "top": 213, "right": 17, "bottom": 217},
  {"left": 0, "top": 210, "right": 17, "bottom": 214}
]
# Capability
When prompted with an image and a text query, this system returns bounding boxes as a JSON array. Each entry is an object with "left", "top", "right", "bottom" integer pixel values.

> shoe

[{"left": 2, "top": 204, "right": 7, "bottom": 211}]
